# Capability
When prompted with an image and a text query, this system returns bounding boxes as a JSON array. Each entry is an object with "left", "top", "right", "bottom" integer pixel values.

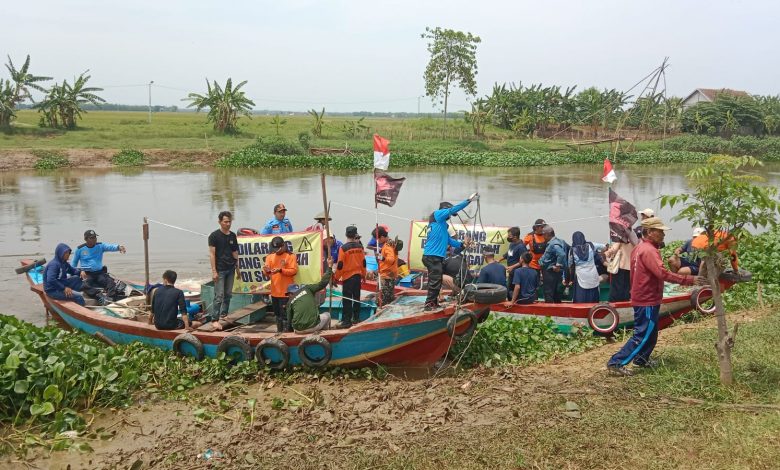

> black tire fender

[
  {"left": 465, "top": 283, "right": 508, "bottom": 304},
  {"left": 298, "top": 335, "right": 332, "bottom": 368},
  {"left": 447, "top": 310, "right": 478, "bottom": 341},
  {"left": 172, "top": 333, "right": 205, "bottom": 361},
  {"left": 255, "top": 337, "right": 290, "bottom": 370},
  {"left": 587, "top": 303, "right": 620, "bottom": 336},
  {"left": 217, "top": 335, "right": 253, "bottom": 364},
  {"left": 690, "top": 287, "right": 716, "bottom": 314}
]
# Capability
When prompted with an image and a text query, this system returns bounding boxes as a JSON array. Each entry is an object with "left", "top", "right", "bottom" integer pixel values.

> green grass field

[{"left": 1, "top": 110, "right": 662, "bottom": 153}]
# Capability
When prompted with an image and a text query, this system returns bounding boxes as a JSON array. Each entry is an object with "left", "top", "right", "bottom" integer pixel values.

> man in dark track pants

[
  {"left": 422, "top": 193, "right": 478, "bottom": 311},
  {"left": 538, "top": 225, "right": 569, "bottom": 303},
  {"left": 334, "top": 226, "right": 366, "bottom": 329},
  {"left": 607, "top": 217, "right": 706, "bottom": 376}
]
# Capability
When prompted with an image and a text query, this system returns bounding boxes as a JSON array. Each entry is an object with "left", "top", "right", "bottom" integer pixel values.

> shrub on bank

[
  {"left": 32, "top": 150, "right": 69, "bottom": 170},
  {"left": 216, "top": 148, "right": 713, "bottom": 169},
  {"left": 111, "top": 148, "right": 145, "bottom": 166},
  {"left": 665, "top": 135, "right": 780, "bottom": 161},
  {"left": 254, "top": 135, "right": 305, "bottom": 156}
]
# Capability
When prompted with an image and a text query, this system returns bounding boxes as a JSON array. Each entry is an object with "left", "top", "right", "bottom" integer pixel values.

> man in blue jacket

[
  {"left": 44, "top": 243, "right": 86, "bottom": 306},
  {"left": 538, "top": 225, "right": 570, "bottom": 303},
  {"left": 422, "top": 193, "right": 478, "bottom": 310},
  {"left": 71, "top": 230, "right": 126, "bottom": 304},
  {"left": 260, "top": 203, "right": 294, "bottom": 234}
]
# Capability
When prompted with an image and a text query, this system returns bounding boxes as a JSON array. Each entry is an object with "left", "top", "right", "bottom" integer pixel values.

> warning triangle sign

[
  {"left": 417, "top": 224, "right": 430, "bottom": 238},
  {"left": 297, "top": 237, "right": 314, "bottom": 253},
  {"left": 489, "top": 231, "right": 505, "bottom": 244}
]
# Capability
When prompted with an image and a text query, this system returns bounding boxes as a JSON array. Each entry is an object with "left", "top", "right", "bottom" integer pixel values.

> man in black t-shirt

[
  {"left": 148, "top": 270, "right": 202, "bottom": 330},
  {"left": 500, "top": 226, "right": 528, "bottom": 299},
  {"left": 207, "top": 211, "right": 240, "bottom": 329}
]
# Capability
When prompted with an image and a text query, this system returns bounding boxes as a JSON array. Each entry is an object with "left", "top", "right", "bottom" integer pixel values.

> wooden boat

[
  {"left": 487, "top": 273, "right": 748, "bottom": 335},
  {"left": 20, "top": 259, "right": 483, "bottom": 369}
]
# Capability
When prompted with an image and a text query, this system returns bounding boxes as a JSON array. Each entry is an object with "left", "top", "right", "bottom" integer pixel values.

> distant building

[{"left": 681, "top": 88, "right": 750, "bottom": 110}]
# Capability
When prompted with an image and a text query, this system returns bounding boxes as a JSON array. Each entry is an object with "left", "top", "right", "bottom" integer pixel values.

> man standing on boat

[
  {"left": 71, "top": 230, "right": 126, "bottom": 305},
  {"left": 261, "top": 203, "right": 294, "bottom": 235},
  {"left": 334, "top": 226, "right": 366, "bottom": 328},
  {"left": 208, "top": 211, "right": 240, "bottom": 330},
  {"left": 538, "top": 225, "right": 569, "bottom": 303},
  {"left": 422, "top": 193, "right": 478, "bottom": 311},
  {"left": 607, "top": 217, "right": 706, "bottom": 376},
  {"left": 264, "top": 236, "right": 299, "bottom": 332},
  {"left": 523, "top": 219, "right": 548, "bottom": 280}
]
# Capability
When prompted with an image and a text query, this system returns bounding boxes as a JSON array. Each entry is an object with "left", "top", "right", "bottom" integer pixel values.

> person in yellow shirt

[
  {"left": 376, "top": 227, "right": 398, "bottom": 306},
  {"left": 263, "top": 236, "right": 299, "bottom": 332}
]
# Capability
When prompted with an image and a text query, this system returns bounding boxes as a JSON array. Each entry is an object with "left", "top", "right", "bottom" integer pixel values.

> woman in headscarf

[
  {"left": 568, "top": 231, "right": 603, "bottom": 303},
  {"left": 603, "top": 230, "right": 638, "bottom": 302}
]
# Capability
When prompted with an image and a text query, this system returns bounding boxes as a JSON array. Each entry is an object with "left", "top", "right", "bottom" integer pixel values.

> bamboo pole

[
  {"left": 143, "top": 217, "right": 150, "bottom": 291},
  {"left": 320, "top": 175, "right": 333, "bottom": 317}
]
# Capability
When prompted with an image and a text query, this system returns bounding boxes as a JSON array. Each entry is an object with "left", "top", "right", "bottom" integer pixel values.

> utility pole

[
  {"left": 148, "top": 80, "right": 154, "bottom": 124},
  {"left": 417, "top": 95, "right": 423, "bottom": 116}
]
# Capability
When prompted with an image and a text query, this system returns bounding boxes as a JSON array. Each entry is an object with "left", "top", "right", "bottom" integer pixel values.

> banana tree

[
  {"left": 184, "top": 78, "right": 255, "bottom": 133},
  {"left": 308, "top": 107, "right": 325, "bottom": 137},
  {"left": 1, "top": 55, "right": 51, "bottom": 127}
]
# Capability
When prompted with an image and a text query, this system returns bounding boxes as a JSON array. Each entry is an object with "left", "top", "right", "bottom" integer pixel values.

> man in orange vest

[
  {"left": 334, "top": 226, "right": 367, "bottom": 328},
  {"left": 263, "top": 236, "right": 299, "bottom": 332},
  {"left": 523, "top": 219, "right": 548, "bottom": 278}
]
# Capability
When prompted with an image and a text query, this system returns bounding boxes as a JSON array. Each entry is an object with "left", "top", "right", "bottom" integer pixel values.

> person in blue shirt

[
  {"left": 538, "top": 225, "right": 570, "bottom": 303},
  {"left": 477, "top": 247, "right": 506, "bottom": 285},
  {"left": 260, "top": 203, "right": 294, "bottom": 235},
  {"left": 44, "top": 243, "right": 86, "bottom": 306},
  {"left": 422, "top": 193, "right": 478, "bottom": 310},
  {"left": 511, "top": 252, "right": 539, "bottom": 304},
  {"left": 500, "top": 226, "right": 528, "bottom": 299},
  {"left": 71, "top": 230, "right": 126, "bottom": 304}
]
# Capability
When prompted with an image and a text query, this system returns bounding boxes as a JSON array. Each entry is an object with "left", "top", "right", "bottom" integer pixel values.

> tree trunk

[{"left": 705, "top": 255, "right": 734, "bottom": 385}]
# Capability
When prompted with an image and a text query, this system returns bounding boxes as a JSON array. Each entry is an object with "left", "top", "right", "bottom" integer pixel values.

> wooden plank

[{"left": 197, "top": 300, "right": 268, "bottom": 332}]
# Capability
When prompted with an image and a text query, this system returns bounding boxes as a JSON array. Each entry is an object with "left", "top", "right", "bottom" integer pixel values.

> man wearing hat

[
  {"left": 634, "top": 208, "right": 655, "bottom": 240},
  {"left": 608, "top": 217, "right": 706, "bottom": 376},
  {"left": 422, "top": 193, "right": 479, "bottom": 311},
  {"left": 263, "top": 236, "right": 299, "bottom": 332},
  {"left": 286, "top": 258, "right": 334, "bottom": 334},
  {"left": 306, "top": 212, "right": 343, "bottom": 269},
  {"left": 260, "top": 203, "right": 294, "bottom": 235},
  {"left": 334, "top": 226, "right": 366, "bottom": 328},
  {"left": 71, "top": 229, "right": 126, "bottom": 304},
  {"left": 306, "top": 212, "right": 331, "bottom": 232},
  {"left": 477, "top": 246, "right": 506, "bottom": 285},
  {"left": 523, "top": 219, "right": 548, "bottom": 276}
]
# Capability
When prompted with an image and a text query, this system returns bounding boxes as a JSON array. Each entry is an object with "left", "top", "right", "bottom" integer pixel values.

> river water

[{"left": 3, "top": 163, "right": 779, "bottom": 325}]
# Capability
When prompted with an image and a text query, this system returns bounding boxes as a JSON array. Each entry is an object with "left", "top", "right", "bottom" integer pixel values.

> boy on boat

[
  {"left": 422, "top": 193, "right": 479, "bottom": 311},
  {"left": 375, "top": 227, "right": 398, "bottom": 306},
  {"left": 208, "top": 211, "right": 240, "bottom": 329},
  {"left": 44, "top": 243, "right": 87, "bottom": 306},
  {"left": 286, "top": 258, "right": 334, "bottom": 334},
  {"left": 477, "top": 246, "right": 506, "bottom": 285},
  {"left": 607, "top": 217, "right": 706, "bottom": 376},
  {"left": 500, "top": 227, "right": 527, "bottom": 299},
  {"left": 261, "top": 203, "right": 294, "bottom": 235},
  {"left": 334, "top": 226, "right": 366, "bottom": 328},
  {"left": 264, "top": 236, "right": 299, "bottom": 332},
  {"left": 71, "top": 229, "right": 127, "bottom": 305},
  {"left": 510, "top": 252, "right": 539, "bottom": 304},
  {"left": 148, "top": 270, "right": 202, "bottom": 330}
]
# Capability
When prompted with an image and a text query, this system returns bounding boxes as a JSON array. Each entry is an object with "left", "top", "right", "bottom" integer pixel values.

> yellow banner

[
  {"left": 234, "top": 231, "right": 323, "bottom": 293},
  {"left": 408, "top": 221, "right": 511, "bottom": 271}
]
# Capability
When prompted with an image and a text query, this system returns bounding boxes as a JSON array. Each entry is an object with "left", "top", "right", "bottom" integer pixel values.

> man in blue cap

[
  {"left": 71, "top": 229, "right": 126, "bottom": 304},
  {"left": 422, "top": 192, "right": 479, "bottom": 311}
]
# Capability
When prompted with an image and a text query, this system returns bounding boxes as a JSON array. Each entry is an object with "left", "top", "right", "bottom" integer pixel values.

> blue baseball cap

[{"left": 286, "top": 284, "right": 301, "bottom": 295}]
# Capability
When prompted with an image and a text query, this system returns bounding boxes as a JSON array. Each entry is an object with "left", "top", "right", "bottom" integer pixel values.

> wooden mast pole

[
  {"left": 143, "top": 217, "right": 150, "bottom": 290},
  {"left": 320, "top": 174, "right": 333, "bottom": 316}
]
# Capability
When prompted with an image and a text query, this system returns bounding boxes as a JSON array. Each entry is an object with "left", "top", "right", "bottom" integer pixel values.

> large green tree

[
  {"left": 184, "top": 78, "right": 255, "bottom": 133},
  {"left": 661, "top": 155, "right": 779, "bottom": 385},
  {"left": 0, "top": 55, "right": 51, "bottom": 127},
  {"left": 421, "top": 27, "right": 481, "bottom": 132}
]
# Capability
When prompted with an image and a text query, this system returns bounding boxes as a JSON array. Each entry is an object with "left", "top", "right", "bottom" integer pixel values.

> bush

[
  {"left": 665, "top": 135, "right": 780, "bottom": 161},
  {"left": 254, "top": 135, "right": 305, "bottom": 156},
  {"left": 32, "top": 150, "right": 69, "bottom": 170},
  {"left": 111, "top": 148, "right": 145, "bottom": 166},
  {"left": 216, "top": 147, "right": 712, "bottom": 169},
  {"left": 297, "top": 131, "right": 311, "bottom": 151}
]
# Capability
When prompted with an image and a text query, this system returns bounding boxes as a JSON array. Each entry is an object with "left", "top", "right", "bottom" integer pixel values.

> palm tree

[
  {"left": 184, "top": 78, "right": 255, "bottom": 134},
  {"left": 0, "top": 55, "right": 51, "bottom": 127}
]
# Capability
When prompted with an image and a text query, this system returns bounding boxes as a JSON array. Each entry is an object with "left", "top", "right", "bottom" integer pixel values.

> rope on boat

[
  {"left": 330, "top": 202, "right": 413, "bottom": 222},
  {"left": 147, "top": 219, "right": 208, "bottom": 237}
]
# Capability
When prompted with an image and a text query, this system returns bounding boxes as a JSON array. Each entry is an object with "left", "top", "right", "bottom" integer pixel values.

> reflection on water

[{"left": 2, "top": 163, "right": 778, "bottom": 325}]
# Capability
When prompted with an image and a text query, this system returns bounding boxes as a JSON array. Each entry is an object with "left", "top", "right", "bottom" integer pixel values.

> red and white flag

[
  {"left": 602, "top": 158, "right": 617, "bottom": 184},
  {"left": 373, "top": 134, "right": 390, "bottom": 170}
]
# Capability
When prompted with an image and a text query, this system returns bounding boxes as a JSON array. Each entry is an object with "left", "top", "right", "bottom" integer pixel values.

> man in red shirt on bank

[{"left": 607, "top": 217, "right": 706, "bottom": 376}]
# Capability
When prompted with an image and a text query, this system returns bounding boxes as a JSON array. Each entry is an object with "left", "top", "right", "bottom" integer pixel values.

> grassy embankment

[{"left": 1, "top": 110, "right": 660, "bottom": 153}]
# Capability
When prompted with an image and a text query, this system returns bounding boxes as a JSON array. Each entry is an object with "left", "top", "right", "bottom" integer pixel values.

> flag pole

[
  {"left": 374, "top": 170, "right": 382, "bottom": 307},
  {"left": 320, "top": 174, "right": 333, "bottom": 317}
]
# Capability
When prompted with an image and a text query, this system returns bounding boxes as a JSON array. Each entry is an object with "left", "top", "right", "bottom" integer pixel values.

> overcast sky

[{"left": 4, "top": 0, "right": 778, "bottom": 113}]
